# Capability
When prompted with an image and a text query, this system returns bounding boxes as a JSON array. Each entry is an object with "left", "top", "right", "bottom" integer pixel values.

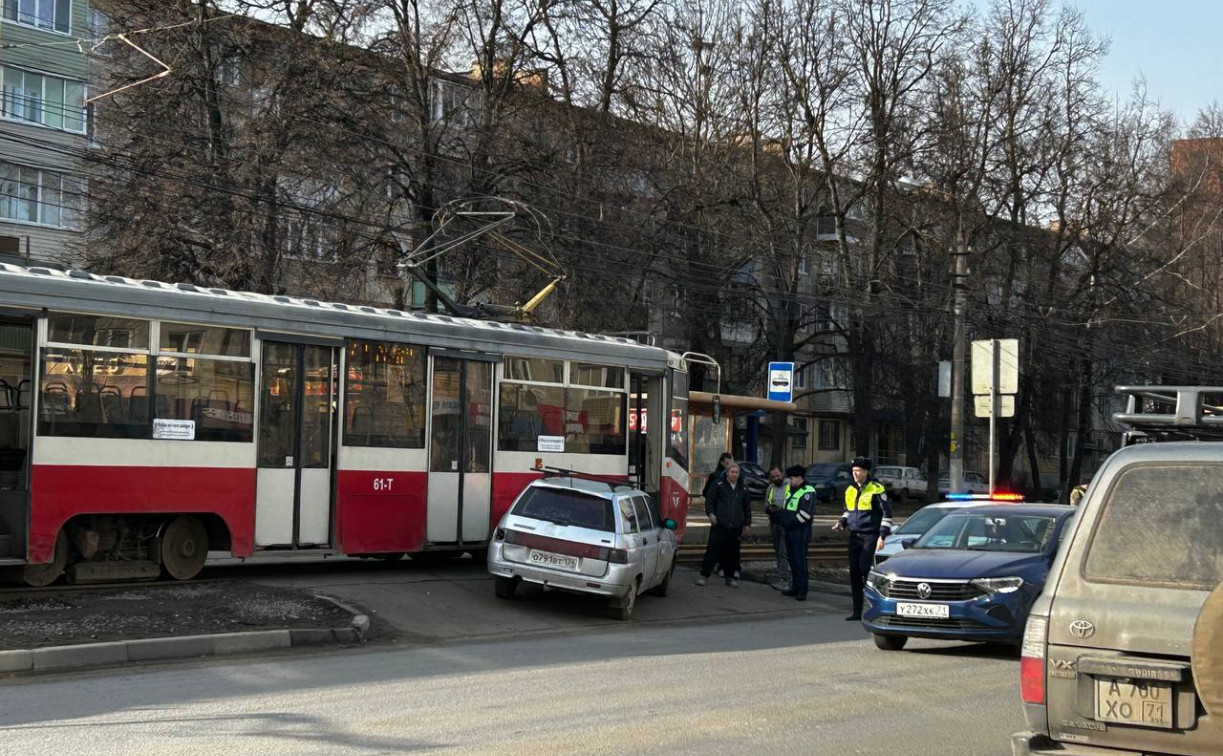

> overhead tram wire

[
  {"left": 2, "top": 117, "right": 1154, "bottom": 333},
  {"left": 14, "top": 94, "right": 1193, "bottom": 332},
  {"left": 1, "top": 134, "right": 1211, "bottom": 370},
  {"left": 2, "top": 128, "right": 1196, "bottom": 353},
  {"left": 35, "top": 13, "right": 1205, "bottom": 323}
]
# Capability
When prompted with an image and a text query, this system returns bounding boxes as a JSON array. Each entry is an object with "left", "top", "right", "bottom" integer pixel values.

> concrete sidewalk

[{"left": 247, "top": 560, "right": 851, "bottom": 646}]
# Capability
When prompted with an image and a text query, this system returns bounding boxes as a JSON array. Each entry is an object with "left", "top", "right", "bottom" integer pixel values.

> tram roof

[{"left": 0, "top": 264, "right": 670, "bottom": 369}]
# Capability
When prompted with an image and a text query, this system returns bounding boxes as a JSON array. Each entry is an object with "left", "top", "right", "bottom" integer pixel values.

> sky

[{"left": 982, "top": 0, "right": 1222, "bottom": 125}]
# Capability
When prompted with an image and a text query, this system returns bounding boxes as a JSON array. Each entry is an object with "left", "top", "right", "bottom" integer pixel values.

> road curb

[{"left": 0, "top": 618, "right": 369, "bottom": 676}]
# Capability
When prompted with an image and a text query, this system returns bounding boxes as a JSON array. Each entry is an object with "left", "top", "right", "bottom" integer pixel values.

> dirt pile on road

[{"left": 0, "top": 581, "right": 355, "bottom": 650}]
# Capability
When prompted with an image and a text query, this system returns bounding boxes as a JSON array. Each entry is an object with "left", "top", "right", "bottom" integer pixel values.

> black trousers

[
  {"left": 784, "top": 526, "right": 811, "bottom": 595},
  {"left": 848, "top": 531, "right": 879, "bottom": 616},
  {"left": 700, "top": 525, "right": 743, "bottom": 579}
]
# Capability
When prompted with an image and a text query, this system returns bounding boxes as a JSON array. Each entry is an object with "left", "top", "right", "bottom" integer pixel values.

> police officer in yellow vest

[
  {"left": 832, "top": 457, "right": 894, "bottom": 620},
  {"left": 777, "top": 465, "right": 817, "bottom": 601},
  {"left": 762, "top": 466, "right": 792, "bottom": 591}
]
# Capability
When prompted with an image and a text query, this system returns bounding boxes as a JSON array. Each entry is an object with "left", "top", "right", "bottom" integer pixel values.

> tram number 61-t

[{"left": 373, "top": 477, "right": 395, "bottom": 492}]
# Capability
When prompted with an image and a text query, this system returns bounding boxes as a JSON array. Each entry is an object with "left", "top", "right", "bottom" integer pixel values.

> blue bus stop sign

[{"left": 767, "top": 362, "right": 795, "bottom": 402}]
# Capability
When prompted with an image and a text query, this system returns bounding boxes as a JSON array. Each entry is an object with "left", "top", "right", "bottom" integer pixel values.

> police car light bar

[{"left": 946, "top": 492, "right": 1025, "bottom": 502}]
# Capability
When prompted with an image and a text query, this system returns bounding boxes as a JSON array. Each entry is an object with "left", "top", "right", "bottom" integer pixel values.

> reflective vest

[
  {"left": 766, "top": 482, "right": 791, "bottom": 507},
  {"left": 786, "top": 485, "right": 816, "bottom": 511},
  {"left": 845, "top": 480, "right": 887, "bottom": 511}
]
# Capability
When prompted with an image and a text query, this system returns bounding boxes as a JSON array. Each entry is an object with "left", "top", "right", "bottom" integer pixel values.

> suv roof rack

[
  {"left": 1113, "top": 386, "right": 1223, "bottom": 445},
  {"left": 532, "top": 465, "right": 637, "bottom": 492}
]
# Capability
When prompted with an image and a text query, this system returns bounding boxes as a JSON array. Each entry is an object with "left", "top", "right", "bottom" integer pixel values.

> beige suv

[{"left": 1013, "top": 386, "right": 1223, "bottom": 755}]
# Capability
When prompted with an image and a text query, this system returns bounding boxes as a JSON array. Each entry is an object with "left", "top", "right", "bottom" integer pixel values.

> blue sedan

[{"left": 862, "top": 504, "right": 1076, "bottom": 651}]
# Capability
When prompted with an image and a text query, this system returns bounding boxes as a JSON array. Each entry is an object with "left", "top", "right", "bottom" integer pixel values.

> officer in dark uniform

[
  {"left": 777, "top": 465, "right": 817, "bottom": 601},
  {"left": 832, "top": 456, "right": 893, "bottom": 620}
]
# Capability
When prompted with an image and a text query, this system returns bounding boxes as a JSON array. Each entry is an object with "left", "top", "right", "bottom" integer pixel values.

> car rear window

[
  {"left": 513, "top": 487, "right": 616, "bottom": 532},
  {"left": 1084, "top": 464, "right": 1223, "bottom": 589}
]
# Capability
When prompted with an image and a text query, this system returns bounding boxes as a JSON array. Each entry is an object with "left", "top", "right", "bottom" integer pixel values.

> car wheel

[
  {"left": 873, "top": 633, "right": 908, "bottom": 651},
  {"left": 494, "top": 576, "right": 518, "bottom": 599},
  {"left": 648, "top": 558, "right": 676, "bottom": 598},
  {"left": 608, "top": 579, "right": 640, "bottom": 621}
]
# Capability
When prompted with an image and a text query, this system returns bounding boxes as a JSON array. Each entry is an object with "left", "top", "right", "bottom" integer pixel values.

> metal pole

[
  {"left": 949, "top": 235, "right": 968, "bottom": 494},
  {"left": 989, "top": 339, "right": 999, "bottom": 495}
]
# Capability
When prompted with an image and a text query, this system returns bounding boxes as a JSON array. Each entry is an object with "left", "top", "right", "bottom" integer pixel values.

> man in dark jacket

[
  {"left": 776, "top": 465, "right": 817, "bottom": 601},
  {"left": 701, "top": 452, "right": 734, "bottom": 499},
  {"left": 696, "top": 462, "right": 752, "bottom": 588}
]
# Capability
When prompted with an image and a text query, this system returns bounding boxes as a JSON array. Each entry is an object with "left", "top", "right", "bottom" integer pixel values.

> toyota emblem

[
  {"left": 917, "top": 582, "right": 932, "bottom": 599},
  {"left": 1069, "top": 620, "right": 1096, "bottom": 639}
]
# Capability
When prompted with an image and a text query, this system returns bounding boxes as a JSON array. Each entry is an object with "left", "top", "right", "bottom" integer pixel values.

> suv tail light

[{"left": 1020, "top": 615, "right": 1049, "bottom": 705}]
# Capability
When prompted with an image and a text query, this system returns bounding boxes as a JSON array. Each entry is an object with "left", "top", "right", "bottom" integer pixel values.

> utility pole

[{"left": 948, "top": 232, "right": 968, "bottom": 494}]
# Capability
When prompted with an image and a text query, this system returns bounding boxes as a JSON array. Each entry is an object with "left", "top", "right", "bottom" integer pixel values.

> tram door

[
  {"left": 426, "top": 355, "right": 494, "bottom": 544},
  {"left": 255, "top": 342, "right": 336, "bottom": 548},
  {"left": 0, "top": 316, "right": 33, "bottom": 560},
  {"left": 629, "top": 372, "right": 664, "bottom": 498}
]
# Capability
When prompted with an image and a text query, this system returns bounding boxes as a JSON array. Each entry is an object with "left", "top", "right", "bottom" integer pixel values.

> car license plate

[
  {"left": 528, "top": 550, "right": 579, "bottom": 571},
  {"left": 896, "top": 602, "right": 949, "bottom": 618},
  {"left": 1095, "top": 679, "right": 1173, "bottom": 729}
]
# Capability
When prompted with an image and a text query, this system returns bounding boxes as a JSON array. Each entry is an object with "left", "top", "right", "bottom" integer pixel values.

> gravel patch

[{"left": 0, "top": 581, "right": 356, "bottom": 650}]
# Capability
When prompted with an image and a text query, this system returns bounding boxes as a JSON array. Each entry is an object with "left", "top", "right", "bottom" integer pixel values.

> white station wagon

[{"left": 488, "top": 476, "right": 679, "bottom": 620}]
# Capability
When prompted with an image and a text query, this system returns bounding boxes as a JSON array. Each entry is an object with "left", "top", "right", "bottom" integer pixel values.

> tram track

[
  {"left": 676, "top": 542, "right": 846, "bottom": 565},
  {"left": 0, "top": 577, "right": 230, "bottom": 597}
]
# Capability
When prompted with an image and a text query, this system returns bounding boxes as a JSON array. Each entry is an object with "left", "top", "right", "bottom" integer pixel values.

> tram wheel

[
  {"left": 23, "top": 530, "right": 67, "bottom": 587},
  {"left": 161, "top": 516, "right": 209, "bottom": 581}
]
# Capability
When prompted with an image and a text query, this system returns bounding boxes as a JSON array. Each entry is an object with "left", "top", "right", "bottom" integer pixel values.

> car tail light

[
  {"left": 604, "top": 548, "right": 628, "bottom": 564},
  {"left": 494, "top": 527, "right": 506, "bottom": 541},
  {"left": 1020, "top": 614, "right": 1048, "bottom": 705}
]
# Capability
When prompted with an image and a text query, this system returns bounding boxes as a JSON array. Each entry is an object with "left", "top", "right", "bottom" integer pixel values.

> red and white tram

[{"left": 0, "top": 264, "right": 690, "bottom": 585}]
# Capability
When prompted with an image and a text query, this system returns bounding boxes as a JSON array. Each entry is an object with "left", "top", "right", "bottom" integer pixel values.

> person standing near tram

[
  {"left": 762, "top": 466, "right": 792, "bottom": 592},
  {"left": 696, "top": 462, "right": 752, "bottom": 588},
  {"left": 832, "top": 457, "right": 893, "bottom": 620},
  {"left": 777, "top": 465, "right": 817, "bottom": 601}
]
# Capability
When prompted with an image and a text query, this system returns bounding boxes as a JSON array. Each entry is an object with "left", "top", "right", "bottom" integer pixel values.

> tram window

[
  {"left": 160, "top": 322, "right": 251, "bottom": 358},
  {"left": 571, "top": 364, "right": 625, "bottom": 389},
  {"left": 503, "top": 356, "right": 563, "bottom": 384},
  {"left": 564, "top": 388, "right": 627, "bottom": 455},
  {"left": 38, "top": 349, "right": 151, "bottom": 438},
  {"left": 343, "top": 340, "right": 426, "bottom": 448},
  {"left": 498, "top": 383, "right": 564, "bottom": 451},
  {"left": 668, "top": 370, "right": 689, "bottom": 471},
  {"left": 47, "top": 314, "right": 149, "bottom": 350},
  {"left": 155, "top": 357, "right": 255, "bottom": 442}
]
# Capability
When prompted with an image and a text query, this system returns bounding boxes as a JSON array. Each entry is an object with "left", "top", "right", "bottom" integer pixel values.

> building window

[
  {"left": 431, "top": 78, "right": 471, "bottom": 127},
  {"left": 0, "top": 161, "right": 82, "bottom": 228},
  {"left": 2, "top": 0, "right": 71, "bottom": 34},
  {"left": 281, "top": 214, "right": 333, "bottom": 262},
  {"left": 818, "top": 420, "right": 839, "bottom": 451},
  {"left": 793, "top": 365, "right": 807, "bottom": 390},
  {"left": 790, "top": 417, "right": 808, "bottom": 451},
  {"left": 1, "top": 66, "right": 86, "bottom": 131},
  {"left": 343, "top": 340, "right": 427, "bottom": 449}
]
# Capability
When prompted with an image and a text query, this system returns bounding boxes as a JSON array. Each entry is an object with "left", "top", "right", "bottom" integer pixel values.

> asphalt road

[{"left": 0, "top": 614, "right": 1024, "bottom": 756}]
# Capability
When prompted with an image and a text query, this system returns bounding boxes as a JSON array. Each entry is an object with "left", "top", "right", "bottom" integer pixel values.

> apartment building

[{"left": 0, "top": 0, "right": 93, "bottom": 266}]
